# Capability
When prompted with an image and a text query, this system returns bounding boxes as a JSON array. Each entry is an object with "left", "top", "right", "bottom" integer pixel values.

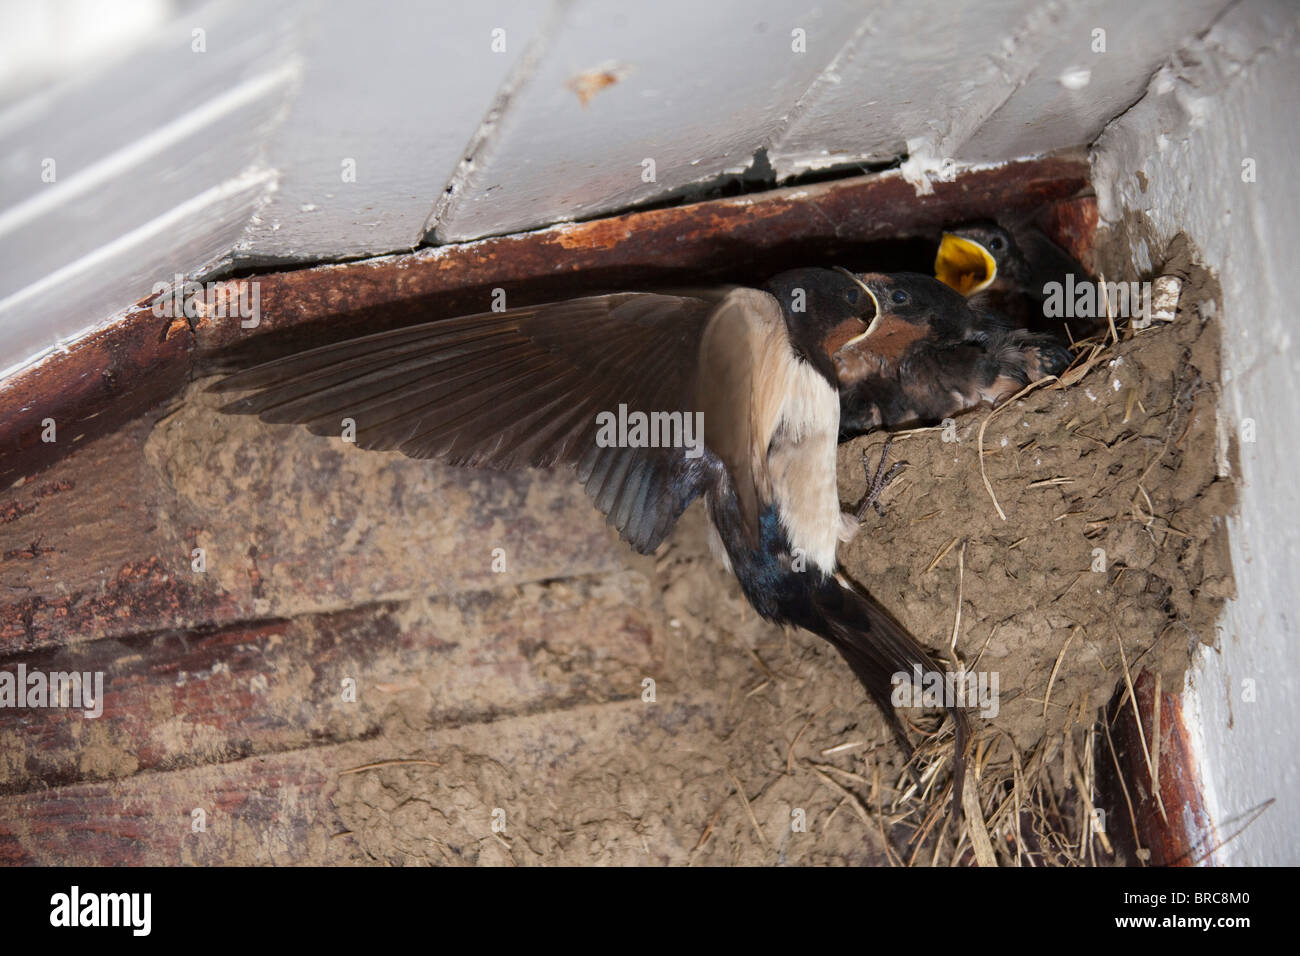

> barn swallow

[
  {"left": 214, "top": 268, "right": 969, "bottom": 814},
  {"left": 934, "top": 220, "right": 1088, "bottom": 334},
  {"left": 833, "top": 271, "right": 1071, "bottom": 438}
]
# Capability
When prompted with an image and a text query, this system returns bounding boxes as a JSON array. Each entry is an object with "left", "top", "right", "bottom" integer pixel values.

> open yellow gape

[{"left": 934, "top": 233, "right": 997, "bottom": 296}]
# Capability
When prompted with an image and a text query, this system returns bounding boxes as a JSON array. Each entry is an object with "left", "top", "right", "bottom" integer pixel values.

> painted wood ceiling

[{"left": 0, "top": 0, "right": 1229, "bottom": 379}]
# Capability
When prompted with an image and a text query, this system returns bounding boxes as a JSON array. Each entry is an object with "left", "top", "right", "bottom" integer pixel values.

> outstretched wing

[{"left": 214, "top": 290, "right": 769, "bottom": 554}]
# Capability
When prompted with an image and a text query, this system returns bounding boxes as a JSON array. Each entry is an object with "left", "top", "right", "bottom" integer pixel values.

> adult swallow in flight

[
  {"left": 833, "top": 271, "right": 1071, "bottom": 439},
  {"left": 213, "top": 268, "right": 969, "bottom": 814},
  {"left": 933, "top": 220, "right": 1089, "bottom": 335}
]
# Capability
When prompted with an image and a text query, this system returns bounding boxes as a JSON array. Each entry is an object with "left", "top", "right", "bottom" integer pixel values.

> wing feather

[
  {"left": 216, "top": 293, "right": 732, "bottom": 553},
  {"left": 217, "top": 289, "right": 794, "bottom": 554},
  {"left": 696, "top": 288, "right": 798, "bottom": 542}
]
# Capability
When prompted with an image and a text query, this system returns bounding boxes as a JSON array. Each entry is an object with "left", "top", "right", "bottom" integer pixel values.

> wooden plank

[
  {"left": 0, "top": 157, "right": 1090, "bottom": 489},
  {"left": 0, "top": 309, "right": 192, "bottom": 491},
  {"left": 955, "top": 0, "right": 1233, "bottom": 163},
  {"left": 237, "top": 0, "right": 553, "bottom": 264},
  {"left": 0, "top": 393, "right": 635, "bottom": 654},
  {"left": 1097, "top": 670, "right": 1218, "bottom": 866},
  {"left": 0, "top": 572, "right": 663, "bottom": 795},
  {"left": 0, "top": 0, "right": 297, "bottom": 391},
  {"left": 770, "top": 0, "right": 1035, "bottom": 173},
  {"left": 0, "top": 695, "right": 894, "bottom": 866},
  {"left": 0, "top": 419, "right": 231, "bottom": 655},
  {"left": 426, "top": 0, "right": 870, "bottom": 242},
  {"left": 195, "top": 157, "right": 1092, "bottom": 358}
]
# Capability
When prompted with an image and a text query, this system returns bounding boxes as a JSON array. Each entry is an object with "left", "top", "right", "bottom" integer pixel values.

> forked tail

[{"left": 802, "top": 573, "right": 970, "bottom": 818}]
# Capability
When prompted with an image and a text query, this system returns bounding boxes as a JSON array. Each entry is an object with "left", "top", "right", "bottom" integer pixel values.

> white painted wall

[
  {"left": 1093, "top": 0, "right": 1300, "bottom": 865},
  {"left": 0, "top": 0, "right": 1232, "bottom": 377}
]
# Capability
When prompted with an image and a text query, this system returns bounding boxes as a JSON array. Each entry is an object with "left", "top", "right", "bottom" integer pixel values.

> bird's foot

[
  {"left": 856, "top": 436, "right": 908, "bottom": 520},
  {"left": 1008, "top": 330, "right": 1073, "bottom": 381}
]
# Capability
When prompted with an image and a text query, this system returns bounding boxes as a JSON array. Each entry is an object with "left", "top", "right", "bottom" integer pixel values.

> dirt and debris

[
  {"left": 1, "top": 232, "right": 1233, "bottom": 867},
  {"left": 830, "top": 262, "right": 1232, "bottom": 864},
  {"left": 320, "top": 264, "right": 1233, "bottom": 866}
]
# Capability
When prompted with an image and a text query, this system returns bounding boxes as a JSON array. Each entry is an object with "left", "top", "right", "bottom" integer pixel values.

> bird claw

[
  {"left": 1008, "top": 330, "right": 1073, "bottom": 381},
  {"left": 856, "top": 436, "right": 908, "bottom": 520}
]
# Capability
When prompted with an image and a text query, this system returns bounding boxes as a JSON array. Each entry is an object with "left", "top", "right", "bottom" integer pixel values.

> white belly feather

[{"left": 766, "top": 355, "right": 842, "bottom": 574}]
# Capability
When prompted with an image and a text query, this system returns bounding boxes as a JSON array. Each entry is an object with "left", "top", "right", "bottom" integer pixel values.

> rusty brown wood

[
  {"left": 0, "top": 743, "right": 358, "bottom": 865},
  {"left": 1, "top": 156, "right": 1091, "bottom": 489},
  {"left": 0, "top": 310, "right": 191, "bottom": 490},
  {"left": 1041, "top": 195, "right": 1100, "bottom": 274},
  {"left": 2, "top": 694, "right": 860, "bottom": 866},
  {"left": 1097, "top": 669, "right": 1218, "bottom": 866},
  {"left": 0, "top": 405, "right": 637, "bottom": 656},
  {"left": 0, "top": 579, "right": 662, "bottom": 797}
]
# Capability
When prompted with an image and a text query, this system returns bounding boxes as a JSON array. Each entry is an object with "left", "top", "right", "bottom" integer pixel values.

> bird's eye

[
  {"left": 890, "top": 289, "right": 909, "bottom": 305},
  {"left": 844, "top": 287, "right": 861, "bottom": 305},
  {"left": 988, "top": 236, "right": 1005, "bottom": 251}
]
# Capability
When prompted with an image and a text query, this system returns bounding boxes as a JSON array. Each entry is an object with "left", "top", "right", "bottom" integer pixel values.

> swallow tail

[{"left": 800, "top": 573, "right": 969, "bottom": 816}]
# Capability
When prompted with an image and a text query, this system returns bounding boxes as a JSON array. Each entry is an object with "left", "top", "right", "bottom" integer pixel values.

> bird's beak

[
  {"left": 935, "top": 233, "right": 997, "bottom": 296},
  {"left": 833, "top": 268, "right": 880, "bottom": 350}
]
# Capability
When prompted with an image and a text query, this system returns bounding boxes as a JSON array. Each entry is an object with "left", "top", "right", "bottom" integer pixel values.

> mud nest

[{"left": 325, "top": 276, "right": 1233, "bottom": 865}]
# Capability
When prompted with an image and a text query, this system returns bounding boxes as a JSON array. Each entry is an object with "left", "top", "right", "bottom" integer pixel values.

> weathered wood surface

[
  {"left": 0, "top": 163, "right": 1117, "bottom": 866},
  {"left": 1, "top": 397, "right": 634, "bottom": 656},
  {"left": 0, "top": 695, "right": 900, "bottom": 866},
  {"left": 0, "top": 575, "right": 662, "bottom": 796},
  {"left": 0, "top": 385, "right": 908, "bottom": 864},
  {"left": 1097, "top": 670, "right": 1218, "bottom": 866},
  {"left": 1, "top": 157, "right": 1090, "bottom": 489}
]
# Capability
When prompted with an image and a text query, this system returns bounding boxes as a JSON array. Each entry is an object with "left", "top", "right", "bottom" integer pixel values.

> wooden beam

[
  {"left": 0, "top": 578, "right": 663, "bottom": 797},
  {"left": 1096, "top": 670, "right": 1219, "bottom": 866},
  {"left": 1, "top": 157, "right": 1091, "bottom": 489},
  {"left": 0, "top": 410, "right": 636, "bottom": 656}
]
